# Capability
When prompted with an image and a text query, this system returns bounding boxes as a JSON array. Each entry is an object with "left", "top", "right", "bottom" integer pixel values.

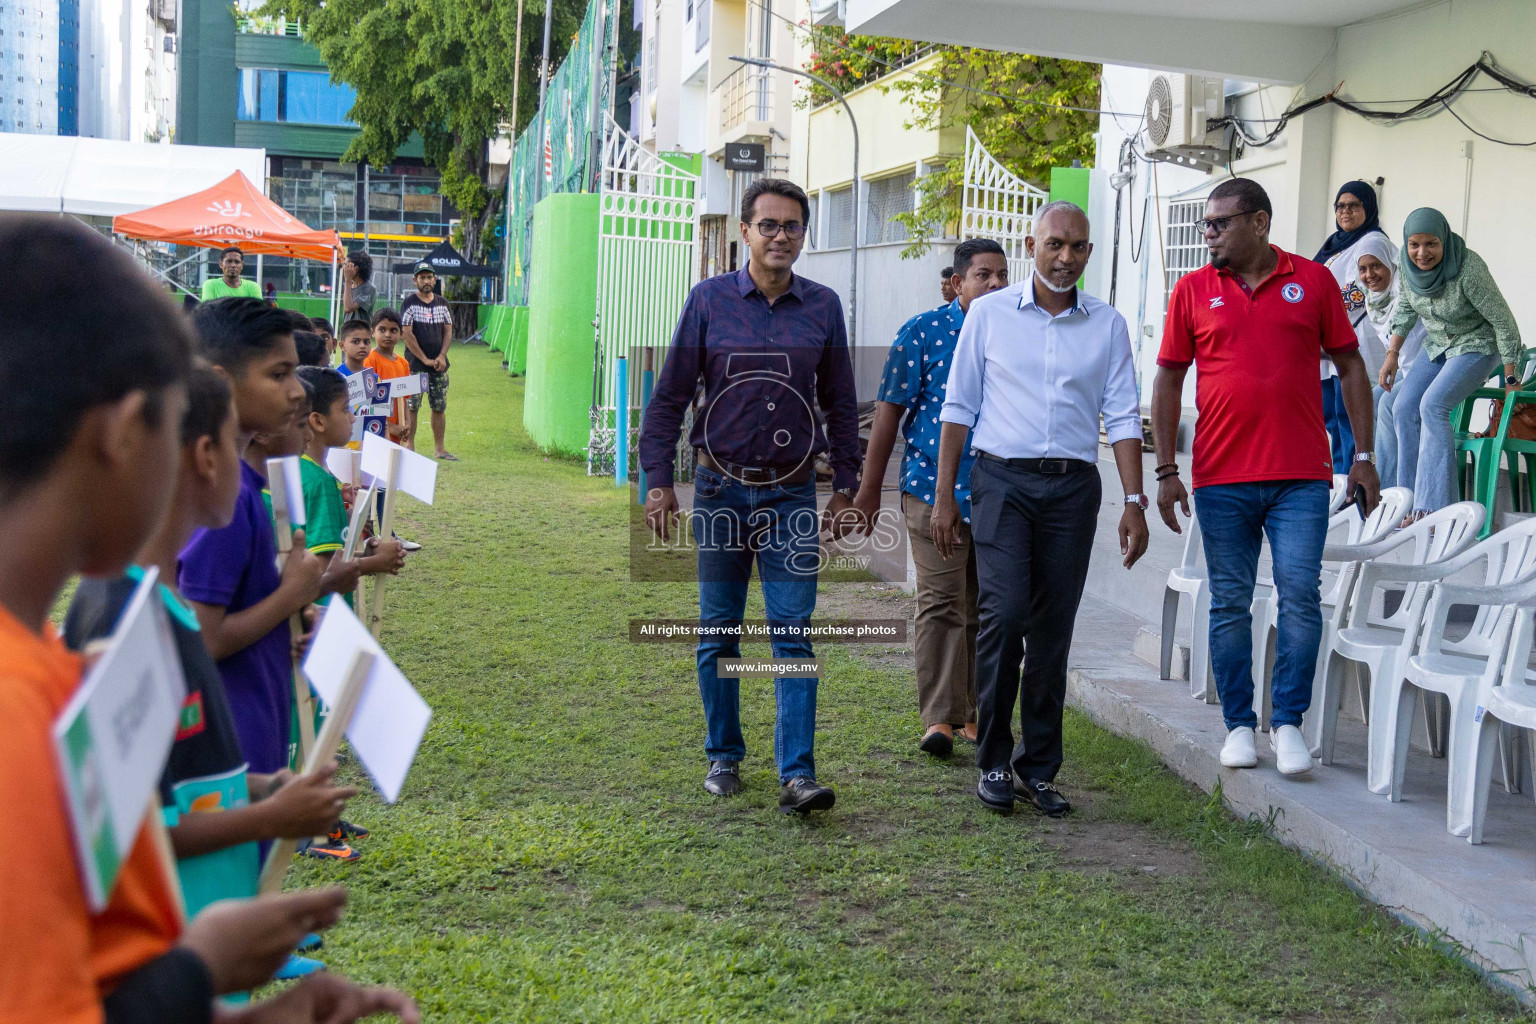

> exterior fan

[{"left": 1145, "top": 75, "right": 1174, "bottom": 148}]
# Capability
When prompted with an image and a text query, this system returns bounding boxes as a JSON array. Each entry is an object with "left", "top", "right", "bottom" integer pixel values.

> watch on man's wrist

[
  {"left": 833, "top": 487, "right": 856, "bottom": 500},
  {"left": 1506, "top": 375, "right": 1522, "bottom": 387},
  {"left": 1124, "top": 493, "right": 1149, "bottom": 510},
  {"left": 1354, "top": 451, "right": 1375, "bottom": 464}
]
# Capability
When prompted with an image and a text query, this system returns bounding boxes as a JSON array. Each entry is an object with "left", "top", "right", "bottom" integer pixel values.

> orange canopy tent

[
  {"left": 113, "top": 169, "right": 345, "bottom": 324},
  {"left": 112, "top": 170, "right": 343, "bottom": 260}
]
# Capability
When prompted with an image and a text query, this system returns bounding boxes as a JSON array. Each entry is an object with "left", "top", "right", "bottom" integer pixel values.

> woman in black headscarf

[{"left": 1314, "top": 180, "right": 1388, "bottom": 474}]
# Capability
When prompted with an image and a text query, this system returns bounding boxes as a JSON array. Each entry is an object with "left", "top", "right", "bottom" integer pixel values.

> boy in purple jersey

[{"left": 179, "top": 298, "right": 325, "bottom": 777}]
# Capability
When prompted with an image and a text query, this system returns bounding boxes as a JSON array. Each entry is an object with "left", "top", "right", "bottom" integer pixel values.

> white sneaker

[
  {"left": 1220, "top": 727, "right": 1258, "bottom": 768},
  {"left": 1271, "top": 724, "right": 1314, "bottom": 776}
]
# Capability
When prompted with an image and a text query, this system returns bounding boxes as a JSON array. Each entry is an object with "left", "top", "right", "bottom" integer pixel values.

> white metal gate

[
  {"left": 588, "top": 114, "right": 701, "bottom": 477},
  {"left": 960, "top": 126, "right": 1049, "bottom": 284}
]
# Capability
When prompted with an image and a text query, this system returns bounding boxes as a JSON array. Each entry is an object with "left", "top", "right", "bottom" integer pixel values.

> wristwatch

[
  {"left": 1506, "top": 375, "right": 1522, "bottom": 387},
  {"left": 1124, "top": 493, "right": 1149, "bottom": 510},
  {"left": 1354, "top": 451, "right": 1375, "bottom": 464},
  {"left": 834, "top": 487, "right": 856, "bottom": 500}
]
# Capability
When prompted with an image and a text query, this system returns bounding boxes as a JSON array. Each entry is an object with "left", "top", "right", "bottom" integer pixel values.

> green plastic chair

[{"left": 1457, "top": 380, "right": 1536, "bottom": 539}]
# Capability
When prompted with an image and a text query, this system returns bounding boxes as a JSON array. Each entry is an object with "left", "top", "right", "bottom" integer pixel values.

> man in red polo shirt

[{"left": 1151, "top": 178, "right": 1380, "bottom": 778}]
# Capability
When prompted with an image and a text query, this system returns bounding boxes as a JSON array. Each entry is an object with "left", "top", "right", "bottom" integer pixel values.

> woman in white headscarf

[{"left": 1354, "top": 233, "right": 1424, "bottom": 488}]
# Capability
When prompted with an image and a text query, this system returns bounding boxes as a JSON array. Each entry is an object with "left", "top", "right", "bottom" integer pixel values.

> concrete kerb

[{"left": 1065, "top": 658, "right": 1536, "bottom": 1007}]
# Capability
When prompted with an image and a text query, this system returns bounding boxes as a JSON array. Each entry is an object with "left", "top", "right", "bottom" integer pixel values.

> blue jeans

[
  {"left": 692, "top": 466, "right": 820, "bottom": 782},
  {"left": 1322, "top": 376, "right": 1355, "bottom": 474},
  {"left": 1393, "top": 350, "right": 1500, "bottom": 511},
  {"left": 1376, "top": 383, "right": 1400, "bottom": 487},
  {"left": 1196, "top": 481, "right": 1330, "bottom": 731}
]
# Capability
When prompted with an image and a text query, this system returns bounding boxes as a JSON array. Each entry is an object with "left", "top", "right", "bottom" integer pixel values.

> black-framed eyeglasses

[
  {"left": 1198, "top": 210, "right": 1258, "bottom": 235},
  {"left": 1333, "top": 201, "right": 1365, "bottom": 213},
  {"left": 752, "top": 220, "right": 807, "bottom": 240}
]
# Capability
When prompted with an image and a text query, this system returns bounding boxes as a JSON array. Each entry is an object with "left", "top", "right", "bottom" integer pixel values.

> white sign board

[
  {"left": 360, "top": 432, "right": 437, "bottom": 504},
  {"left": 266, "top": 456, "right": 306, "bottom": 531},
  {"left": 302, "top": 596, "right": 431, "bottom": 802},
  {"left": 387, "top": 373, "right": 428, "bottom": 399},
  {"left": 325, "top": 447, "right": 363, "bottom": 488},
  {"left": 53, "top": 568, "right": 187, "bottom": 910}
]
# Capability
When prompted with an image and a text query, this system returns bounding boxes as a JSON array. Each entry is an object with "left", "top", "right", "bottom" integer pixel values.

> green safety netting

[{"left": 506, "top": 0, "right": 607, "bottom": 305}]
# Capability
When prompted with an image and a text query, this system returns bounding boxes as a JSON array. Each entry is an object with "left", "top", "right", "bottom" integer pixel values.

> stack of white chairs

[
  {"left": 1302, "top": 500, "right": 1480, "bottom": 764},
  {"left": 1249, "top": 486, "right": 1413, "bottom": 729},
  {"left": 1467, "top": 599, "right": 1536, "bottom": 845},
  {"left": 1384, "top": 530, "right": 1536, "bottom": 837}
]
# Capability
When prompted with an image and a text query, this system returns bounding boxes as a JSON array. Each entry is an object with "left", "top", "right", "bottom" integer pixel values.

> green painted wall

[
  {"left": 235, "top": 33, "right": 326, "bottom": 71},
  {"left": 523, "top": 195, "right": 598, "bottom": 455},
  {"left": 1049, "top": 167, "right": 1091, "bottom": 212},
  {"left": 509, "top": 307, "right": 530, "bottom": 376}
]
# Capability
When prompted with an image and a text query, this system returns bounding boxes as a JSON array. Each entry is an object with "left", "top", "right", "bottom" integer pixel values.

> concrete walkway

[{"left": 1073, "top": 449, "right": 1536, "bottom": 1004}]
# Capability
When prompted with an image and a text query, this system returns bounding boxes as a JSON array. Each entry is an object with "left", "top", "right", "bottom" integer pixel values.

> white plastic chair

[
  {"left": 1468, "top": 602, "right": 1536, "bottom": 845},
  {"left": 1305, "top": 501, "right": 1484, "bottom": 762},
  {"left": 1401, "top": 571, "right": 1536, "bottom": 838},
  {"left": 1161, "top": 512, "right": 1214, "bottom": 702},
  {"left": 1331, "top": 513, "right": 1536, "bottom": 796},
  {"left": 1328, "top": 473, "right": 1351, "bottom": 514},
  {"left": 1251, "top": 486, "right": 1413, "bottom": 729}
]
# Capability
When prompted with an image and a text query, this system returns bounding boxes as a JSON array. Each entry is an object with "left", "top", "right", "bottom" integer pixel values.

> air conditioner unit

[
  {"left": 808, "top": 0, "right": 844, "bottom": 27},
  {"left": 1142, "top": 73, "right": 1227, "bottom": 171}
]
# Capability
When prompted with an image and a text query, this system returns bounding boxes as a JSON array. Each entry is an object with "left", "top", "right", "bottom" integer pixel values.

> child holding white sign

[
  {"left": 0, "top": 222, "right": 419, "bottom": 1024},
  {"left": 64, "top": 363, "right": 361, "bottom": 979},
  {"left": 180, "top": 300, "right": 325, "bottom": 784}
]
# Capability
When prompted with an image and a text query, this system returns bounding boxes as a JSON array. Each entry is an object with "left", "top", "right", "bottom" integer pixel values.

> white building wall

[
  {"left": 1091, "top": 1, "right": 1536, "bottom": 418},
  {"left": 78, "top": 0, "right": 174, "bottom": 140}
]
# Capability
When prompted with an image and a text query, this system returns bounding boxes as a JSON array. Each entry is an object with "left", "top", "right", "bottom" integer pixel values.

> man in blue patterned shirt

[{"left": 853, "top": 238, "right": 1009, "bottom": 759}]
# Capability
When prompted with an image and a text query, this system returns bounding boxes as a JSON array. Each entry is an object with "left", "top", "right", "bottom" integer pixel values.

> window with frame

[
  {"left": 864, "top": 170, "right": 914, "bottom": 246},
  {"left": 1164, "top": 197, "right": 1209, "bottom": 312},
  {"left": 805, "top": 193, "right": 818, "bottom": 250},
  {"left": 823, "top": 185, "right": 853, "bottom": 249}
]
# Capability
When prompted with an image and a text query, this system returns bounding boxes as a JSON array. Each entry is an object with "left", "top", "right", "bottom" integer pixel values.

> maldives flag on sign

[{"left": 544, "top": 136, "right": 553, "bottom": 181}]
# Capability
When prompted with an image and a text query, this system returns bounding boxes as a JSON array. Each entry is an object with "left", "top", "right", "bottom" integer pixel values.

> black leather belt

[
  {"left": 976, "top": 451, "right": 1094, "bottom": 475},
  {"left": 696, "top": 450, "right": 813, "bottom": 486}
]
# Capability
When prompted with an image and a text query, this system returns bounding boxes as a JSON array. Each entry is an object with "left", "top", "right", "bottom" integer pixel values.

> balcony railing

[
  {"left": 719, "top": 65, "right": 772, "bottom": 134},
  {"left": 237, "top": 15, "right": 303, "bottom": 37}
]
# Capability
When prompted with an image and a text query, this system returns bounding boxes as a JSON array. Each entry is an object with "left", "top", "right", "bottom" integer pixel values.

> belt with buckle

[
  {"left": 696, "top": 450, "right": 813, "bottom": 486},
  {"left": 976, "top": 451, "right": 1093, "bottom": 475}
]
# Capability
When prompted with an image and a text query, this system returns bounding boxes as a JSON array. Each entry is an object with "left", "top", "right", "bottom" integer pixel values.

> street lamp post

[{"left": 728, "top": 55, "right": 858, "bottom": 351}]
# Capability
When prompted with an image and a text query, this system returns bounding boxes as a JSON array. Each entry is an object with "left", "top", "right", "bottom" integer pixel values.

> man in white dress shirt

[{"left": 933, "top": 202, "right": 1149, "bottom": 816}]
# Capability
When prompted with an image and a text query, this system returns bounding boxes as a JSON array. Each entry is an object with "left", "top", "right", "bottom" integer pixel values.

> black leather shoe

[
  {"left": 1016, "top": 777, "right": 1071, "bottom": 817},
  {"left": 703, "top": 761, "right": 740, "bottom": 797},
  {"left": 976, "top": 768, "right": 1014, "bottom": 812},
  {"left": 778, "top": 777, "right": 836, "bottom": 814},
  {"left": 920, "top": 729, "right": 954, "bottom": 758}
]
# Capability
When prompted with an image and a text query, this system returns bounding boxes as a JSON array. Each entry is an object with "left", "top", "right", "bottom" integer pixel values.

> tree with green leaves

[
  {"left": 797, "top": 30, "right": 1100, "bottom": 258},
  {"left": 263, "top": 0, "right": 586, "bottom": 261}
]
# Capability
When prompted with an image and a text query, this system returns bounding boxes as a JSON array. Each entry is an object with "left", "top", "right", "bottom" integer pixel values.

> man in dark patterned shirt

[{"left": 640, "top": 177, "right": 860, "bottom": 815}]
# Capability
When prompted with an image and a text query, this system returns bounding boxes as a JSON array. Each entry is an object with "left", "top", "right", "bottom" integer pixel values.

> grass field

[{"left": 287, "top": 345, "right": 1524, "bottom": 1022}]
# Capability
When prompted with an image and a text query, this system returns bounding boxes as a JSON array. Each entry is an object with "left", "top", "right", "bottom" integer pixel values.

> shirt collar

[
  {"left": 736, "top": 264, "right": 805, "bottom": 302},
  {"left": 1017, "top": 277, "right": 1086, "bottom": 318},
  {"left": 1215, "top": 244, "right": 1295, "bottom": 286}
]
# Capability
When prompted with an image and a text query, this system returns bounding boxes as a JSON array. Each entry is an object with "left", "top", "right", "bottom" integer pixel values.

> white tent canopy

[{"left": 0, "top": 135, "right": 266, "bottom": 217}]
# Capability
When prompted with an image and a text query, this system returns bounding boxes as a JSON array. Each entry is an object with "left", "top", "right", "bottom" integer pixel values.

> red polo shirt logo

[{"left": 1158, "top": 245, "right": 1359, "bottom": 488}]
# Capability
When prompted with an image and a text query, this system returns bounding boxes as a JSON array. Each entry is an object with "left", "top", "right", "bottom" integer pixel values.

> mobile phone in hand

[{"left": 1351, "top": 483, "right": 1368, "bottom": 521}]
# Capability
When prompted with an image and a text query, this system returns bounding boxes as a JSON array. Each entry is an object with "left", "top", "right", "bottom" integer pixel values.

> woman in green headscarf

[{"left": 1378, "top": 207, "right": 1521, "bottom": 516}]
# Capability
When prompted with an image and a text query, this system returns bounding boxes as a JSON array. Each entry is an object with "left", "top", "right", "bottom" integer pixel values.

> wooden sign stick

[
  {"left": 368, "top": 448, "right": 404, "bottom": 641},
  {"left": 343, "top": 480, "right": 378, "bottom": 613},
  {"left": 271, "top": 512, "right": 317, "bottom": 765},
  {"left": 258, "top": 648, "right": 376, "bottom": 895}
]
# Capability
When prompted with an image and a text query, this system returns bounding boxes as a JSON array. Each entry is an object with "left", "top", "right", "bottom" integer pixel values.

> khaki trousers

[{"left": 903, "top": 493, "right": 979, "bottom": 728}]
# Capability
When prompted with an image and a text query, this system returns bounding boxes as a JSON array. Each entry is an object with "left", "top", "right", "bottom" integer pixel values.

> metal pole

[
  {"left": 731, "top": 57, "right": 857, "bottom": 350},
  {"left": 504, "top": 0, "right": 526, "bottom": 293},
  {"left": 638, "top": 348, "right": 654, "bottom": 504},
  {"left": 614, "top": 355, "right": 629, "bottom": 487},
  {"left": 363, "top": 163, "right": 371, "bottom": 249},
  {"left": 585, "top": 0, "right": 606, "bottom": 193},
  {"left": 535, "top": 0, "right": 553, "bottom": 204}
]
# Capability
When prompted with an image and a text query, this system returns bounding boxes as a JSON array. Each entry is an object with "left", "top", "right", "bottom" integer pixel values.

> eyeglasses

[
  {"left": 1198, "top": 210, "right": 1258, "bottom": 235},
  {"left": 1334, "top": 201, "right": 1365, "bottom": 213},
  {"left": 752, "top": 220, "right": 807, "bottom": 240}
]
